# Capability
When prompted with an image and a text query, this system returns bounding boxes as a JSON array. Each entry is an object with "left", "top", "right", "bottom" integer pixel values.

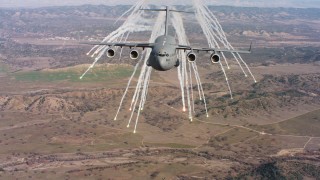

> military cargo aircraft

[{"left": 84, "top": 6, "right": 251, "bottom": 71}]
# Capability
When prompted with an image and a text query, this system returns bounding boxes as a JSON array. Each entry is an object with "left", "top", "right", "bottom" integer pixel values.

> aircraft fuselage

[{"left": 147, "top": 35, "right": 179, "bottom": 71}]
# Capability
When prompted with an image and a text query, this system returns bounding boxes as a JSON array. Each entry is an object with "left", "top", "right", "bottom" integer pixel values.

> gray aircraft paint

[
  {"left": 148, "top": 35, "right": 178, "bottom": 71},
  {"left": 83, "top": 6, "right": 251, "bottom": 72}
]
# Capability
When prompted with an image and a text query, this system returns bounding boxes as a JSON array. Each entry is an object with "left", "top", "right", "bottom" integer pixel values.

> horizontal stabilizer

[{"left": 140, "top": 8, "right": 194, "bottom": 14}]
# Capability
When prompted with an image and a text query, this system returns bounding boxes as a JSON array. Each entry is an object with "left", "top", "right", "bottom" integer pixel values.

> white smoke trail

[
  {"left": 83, "top": 1, "right": 256, "bottom": 131},
  {"left": 80, "top": 46, "right": 108, "bottom": 79},
  {"left": 177, "top": 59, "right": 186, "bottom": 111},
  {"left": 193, "top": 64, "right": 209, "bottom": 117},
  {"left": 84, "top": 1, "right": 150, "bottom": 69},
  {"left": 193, "top": 0, "right": 257, "bottom": 82},
  {"left": 192, "top": 1, "right": 236, "bottom": 99},
  {"left": 192, "top": 62, "right": 203, "bottom": 101},
  {"left": 180, "top": 53, "right": 187, "bottom": 112},
  {"left": 182, "top": 59, "right": 192, "bottom": 120},
  {"left": 119, "top": 32, "right": 131, "bottom": 60},
  {"left": 127, "top": 82, "right": 142, "bottom": 127},
  {"left": 193, "top": 7, "right": 231, "bottom": 70},
  {"left": 114, "top": 0, "right": 148, "bottom": 24},
  {"left": 114, "top": 52, "right": 145, "bottom": 121},
  {"left": 172, "top": 11, "right": 189, "bottom": 113},
  {"left": 140, "top": 67, "right": 152, "bottom": 111},
  {"left": 133, "top": 67, "right": 152, "bottom": 133},
  {"left": 81, "top": 26, "right": 145, "bottom": 78},
  {"left": 127, "top": 11, "right": 166, "bottom": 132},
  {"left": 128, "top": 57, "right": 149, "bottom": 127},
  {"left": 219, "top": 61, "right": 234, "bottom": 99},
  {"left": 189, "top": 62, "right": 195, "bottom": 113},
  {"left": 129, "top": 10, "right": 165, "bottom": 109},
  {"left": 184, "top": 61, "right": 192, "bottom": 121},
  {"left": 86, "top": 45, "right": 98, "bottom": 56},
  {"left": 237, "top": 53, "right": 257, "bottom": 83},
  {"left": 172, "top": 9, "right": 210, "bottom": 119},
  {"left": 202, "top": 16, "right": 247, "bottom": 76},
  {"left": 133, "top": 95, "right": 144, "bottom": 133}
]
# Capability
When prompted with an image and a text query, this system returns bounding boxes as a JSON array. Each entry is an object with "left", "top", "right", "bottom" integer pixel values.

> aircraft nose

[{"left": 158, "top": 57, "right": 171, "bottom": 71}]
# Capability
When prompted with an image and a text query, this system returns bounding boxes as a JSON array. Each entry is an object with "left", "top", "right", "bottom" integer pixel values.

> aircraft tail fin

[{"left": 140, "top": 7, "right": 194, "bottom": 36}]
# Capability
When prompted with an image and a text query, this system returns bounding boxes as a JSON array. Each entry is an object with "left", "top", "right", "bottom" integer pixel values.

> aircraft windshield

[{"left": 158, "top": 52, "right": 169, "bottom": 57}]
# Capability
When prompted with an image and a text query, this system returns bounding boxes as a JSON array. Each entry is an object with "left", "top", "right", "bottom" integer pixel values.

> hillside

[{"left": 0, "top": 4, "right": 319, "bottom": 179}]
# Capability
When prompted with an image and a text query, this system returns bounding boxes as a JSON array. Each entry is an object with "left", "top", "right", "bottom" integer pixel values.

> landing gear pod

[
  {"left": 187, "top": 52, "right": 196, "bottom": 62},
  {"left": 106, "top": 48, "right": 115, "bottom": 58},
  {"left": 210, "top": 53, "right": 220, "bottom": 64},
  {"left": 130, "top": 50, "right": 139, "bottom": 60},
  {"left": 174, "top": 59, "right": 180, "bottom": 67}
]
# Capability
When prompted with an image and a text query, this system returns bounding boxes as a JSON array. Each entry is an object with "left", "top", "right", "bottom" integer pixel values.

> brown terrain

[{"left": 0, "top": 5, "right": 319, "bottom": 179}]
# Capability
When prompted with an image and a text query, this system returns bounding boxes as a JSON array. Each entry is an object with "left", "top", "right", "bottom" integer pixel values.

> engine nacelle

[
  {"left": 210, "top": 53, "right": 220, "bottom": 64},
  {"left": 187, "top": 52, "right": 196, "bottom": 62},
  {"left": 130, "top": 50, "right": 139, "bottom": 60},
  {"left": 106, "top": 48, "right": 115, "bottom": 58}
]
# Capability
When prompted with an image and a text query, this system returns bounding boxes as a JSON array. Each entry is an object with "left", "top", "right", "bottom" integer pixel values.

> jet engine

[
  {"left": 106, "top": 48, "right": 115, "bottom": 58},
  {"left": 187, "top": 52, "right": 196, "bottom": 62},
  {"left": 210, "top": 53, "right": 220, "bottom": 64},
  {"left": 130, "top": 50, "right": 139, "bottom": 60}
]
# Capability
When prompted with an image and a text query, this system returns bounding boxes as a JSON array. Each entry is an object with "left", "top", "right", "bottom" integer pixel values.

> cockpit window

[{"left": 158, "top": 52, "right": 169, "bottom": 57}]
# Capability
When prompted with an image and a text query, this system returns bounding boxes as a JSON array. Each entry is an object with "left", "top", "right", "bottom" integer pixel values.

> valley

[{"left": 0, "top": 5, "right": 319, "bottom": 179}]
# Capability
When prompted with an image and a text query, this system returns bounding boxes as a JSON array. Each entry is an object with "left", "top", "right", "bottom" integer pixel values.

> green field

[
  {"left": 254, "top": 109, "right": 320, "bottom": 137},
  {"left": 13, "top": 65, "right": 135, "bottom": 82}
]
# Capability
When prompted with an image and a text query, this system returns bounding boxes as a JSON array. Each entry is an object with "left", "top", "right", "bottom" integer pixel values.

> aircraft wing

[
  {"left": 81, "top": 41, "right": 155, "bottom": 49},
  {"left": 176, "top": 43, "right": 252, "bottom": 54}
]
